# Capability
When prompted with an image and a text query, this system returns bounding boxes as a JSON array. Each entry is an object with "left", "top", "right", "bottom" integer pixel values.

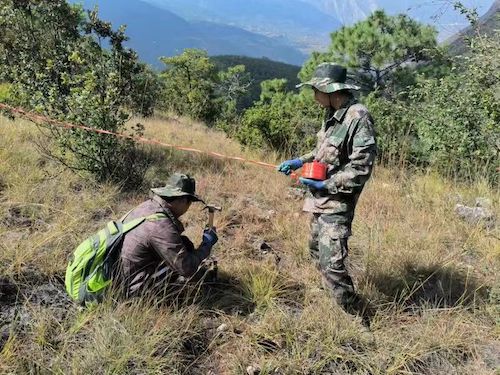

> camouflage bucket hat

[
  {"left": 296, "top": 63, "right": 360, "bottom": 93},
  {"left": 151, "top": 173, "right": 205, "bottom": 204}
]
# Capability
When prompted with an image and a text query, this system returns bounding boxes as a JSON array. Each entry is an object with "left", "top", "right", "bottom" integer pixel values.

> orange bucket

[{"left": 302, "top": 161, "right": 327, "bottom": 180}]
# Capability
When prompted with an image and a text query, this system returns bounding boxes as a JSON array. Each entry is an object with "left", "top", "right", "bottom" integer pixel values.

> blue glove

[
  {"left": 299, "top": 177, "right": 326, "bottom": 191},
  {"left": 202, "top": 228, "right": 218, "bottom": 248},
  {"left": 277, "top": 159, "right": 303, "bottom": 175}
]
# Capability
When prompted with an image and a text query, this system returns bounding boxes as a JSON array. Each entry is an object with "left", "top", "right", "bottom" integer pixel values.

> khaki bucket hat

[
  {"left": 296, "top": 63, "right": 360, "bottom": 93},
  {"left": 151, "top": 173, "right": 205, "bottom": 204}
]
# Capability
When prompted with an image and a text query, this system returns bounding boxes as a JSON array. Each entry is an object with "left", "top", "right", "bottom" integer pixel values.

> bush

[
  {"left": 238, "top": 79, "right": 319, "bottom": 156},
  {"left": 366, "top": 30, "right": 499, "bottom": 184},
  {"left": 364, "top": 92, "right": 420, "bottom": 167},
  {"left": 160, "top": 50, "right": 251, "bottom": 128},
  {"left": 0, "top": 83, "right": 10, "bottom": 102},
  {"left": 0, "top": 1, "right": 158, "bottom": 189},
  {"left": 160, "top": 49, "right": 220, "bottom": 124}
]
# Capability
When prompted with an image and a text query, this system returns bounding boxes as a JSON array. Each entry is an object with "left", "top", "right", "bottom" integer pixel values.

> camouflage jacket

[{"left": 299, "top": 99, "right": 377, "bottom": 232}]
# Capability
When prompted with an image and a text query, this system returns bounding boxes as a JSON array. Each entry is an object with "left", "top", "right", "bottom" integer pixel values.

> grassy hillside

[{"left": 0, "top": 114, "right": 499, "bottom": 374}]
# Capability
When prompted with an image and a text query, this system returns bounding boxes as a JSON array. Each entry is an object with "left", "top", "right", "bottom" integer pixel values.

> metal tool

[{"left": 203, "top": 204, "right": 222, "bottom": 228}]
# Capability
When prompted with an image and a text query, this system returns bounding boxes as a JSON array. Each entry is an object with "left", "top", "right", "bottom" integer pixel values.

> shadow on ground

[
  {"left": 364, "top": 262, "right": 489, "bottom": 310},
  {"left": 198, "top": 270, "right": 257, "bottom": 316}
]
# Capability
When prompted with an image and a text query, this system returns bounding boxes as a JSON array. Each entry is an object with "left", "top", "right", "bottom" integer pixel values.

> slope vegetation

[{"left": 0, "top": 114, "right": 498, "bottom": 374}]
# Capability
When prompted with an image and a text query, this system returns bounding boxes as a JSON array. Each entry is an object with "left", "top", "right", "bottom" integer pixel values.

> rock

[
  {"left": 479, "top": 341, "right": 500, "bottom": 370},
  {"left": 90, "top": 207, "right": 113, "bottom": 221},
  {"left": 216, "top": 323, "right": 229, "bottom": 333},
  {"left": 28, "top": 283, "right": 71, "bottom": 307},
  {"left": 233, "top": 327, "right": 244, "bottom": 335},
  {"left": 475, "top": 197, "right": 492, "bottom": 209},
  {"left": 1, "top": 230, "right": 29, "bottom": 243},
  {"left": 246, "top": 365, "right": 261, "bottom": 375},
  {"left": 446, "top": 193, "right": 463, "bottom": 204},
  {"left": 455, "top": 204, "right": 495, "bottom": 229}
]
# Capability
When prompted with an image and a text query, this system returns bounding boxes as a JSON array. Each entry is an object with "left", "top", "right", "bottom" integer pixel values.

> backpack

[{"left": 65, "top": 212, "right": 166, "bottom": 305}]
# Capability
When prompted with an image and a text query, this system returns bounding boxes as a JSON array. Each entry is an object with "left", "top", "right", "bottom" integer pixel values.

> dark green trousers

[{"left": 309, "top": 213, "right": 355, "bottom": 302}]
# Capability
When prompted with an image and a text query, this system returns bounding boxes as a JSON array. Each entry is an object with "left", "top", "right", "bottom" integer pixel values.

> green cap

[
  {"left": 151, "top": 173, "right": 205, "bottom": 203},
  {"left": 296, "top": 63, "right": 360, "bottom": 93}
]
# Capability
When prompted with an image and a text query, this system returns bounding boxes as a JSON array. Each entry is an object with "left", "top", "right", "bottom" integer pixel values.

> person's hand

[
  {"left": 299, "top": 177, "right": 326, "bottom": 191},
  {"left": 202, "top": 228, "right": 218, "bottom": 247},
  {"left": 277, "top": 159, "right": 303, "bottom": 175}
]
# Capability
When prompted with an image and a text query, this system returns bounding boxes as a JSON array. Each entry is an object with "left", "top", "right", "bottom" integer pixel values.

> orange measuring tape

[{"left": 0, "top": 102, "right": 280, "bottom": 171}]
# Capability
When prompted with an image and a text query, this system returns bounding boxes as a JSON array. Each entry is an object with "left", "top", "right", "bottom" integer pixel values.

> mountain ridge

[
  {"left": 71, "top": 0, "right": 307, "bottom": 66},
  {"left": 445, "top": 0, "right": 499, "bottom": 54}
]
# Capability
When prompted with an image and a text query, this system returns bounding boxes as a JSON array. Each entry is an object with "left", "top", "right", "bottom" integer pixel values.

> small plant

[{"left": 0, "top": 83, "right": 10, "bottom": 102}]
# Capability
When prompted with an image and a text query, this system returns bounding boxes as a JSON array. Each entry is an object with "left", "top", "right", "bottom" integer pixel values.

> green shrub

[
  {"left": 0, "top": 1, "right": 158, "bottom": 189},
  {"left": 238, "top": 79, "right": 319, "bottom": 156},
  {"left": 365, "top": 30, "right": 499, "bottom": 184},
  {"left": 160, "top": 49, "right": 220, "bottom": 124},
  {"left": 0, "top": 83, "right": 10, "bottom": 102}
]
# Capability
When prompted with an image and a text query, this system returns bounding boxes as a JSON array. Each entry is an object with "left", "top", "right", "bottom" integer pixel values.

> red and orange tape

[{"left": 0, "top": 102, "right": 281, "bottom": 171}]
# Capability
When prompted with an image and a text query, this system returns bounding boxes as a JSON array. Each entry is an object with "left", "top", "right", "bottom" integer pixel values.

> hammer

[{"left": 203, "top": 204, "right": 222, "bottom": 229}]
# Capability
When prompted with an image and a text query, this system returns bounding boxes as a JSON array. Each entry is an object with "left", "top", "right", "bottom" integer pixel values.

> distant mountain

[
  {"left": 302, "top": 0, "right": 494, "bottom": 40},
  {"left": 300, "top": 0, "right": 377, "bottom": 26},
  {"left": 142, "top": 0, "right": 494, "bottom": 53},
  {"left": 445, "top": 0, "right": 499, "bottom": 55},
  {"left": 211, "top": 55, "right": 301, "bottom": 109},
  {"left": 71, "top": 0, "right": 307, "bottom": 67},
  {"left": 143, "top": 0, "right": 342, "bottom": 52},
  {"left": 70, "top": 0, "right": 496, "bottom": 68}
]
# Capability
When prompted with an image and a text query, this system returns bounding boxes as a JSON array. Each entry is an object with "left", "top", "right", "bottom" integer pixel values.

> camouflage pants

[{"left": 309, "top": 213, "right": 355, "bottom": 302}]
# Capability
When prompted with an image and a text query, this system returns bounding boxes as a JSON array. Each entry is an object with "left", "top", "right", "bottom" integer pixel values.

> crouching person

[{"left": 117, "top": 173, "right": 218, "bottom": 298}]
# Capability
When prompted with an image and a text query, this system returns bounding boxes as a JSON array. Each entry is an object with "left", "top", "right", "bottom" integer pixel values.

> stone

[
  {"left": 475, "top": 197, "right": 492, "bottom": 209},
  {"left": 257, "top": 210, "right": 276, "bottom": 221},
  {"left": 216, "top": 323, "right": 229, "bottom": 333},
  {"left": 455, "top": 204, "right": 495, "bottom": 229},
  {"left": 246, "top": 365, "right": 261, "bottom": 375}
]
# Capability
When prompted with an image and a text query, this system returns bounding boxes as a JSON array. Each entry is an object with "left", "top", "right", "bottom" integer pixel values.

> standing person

[
  {"left": 118, "top": 173, "right": 218, "bottom": 298},
  {"left": 278, "top": 63, "right": 377, "bottom": 310}
]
